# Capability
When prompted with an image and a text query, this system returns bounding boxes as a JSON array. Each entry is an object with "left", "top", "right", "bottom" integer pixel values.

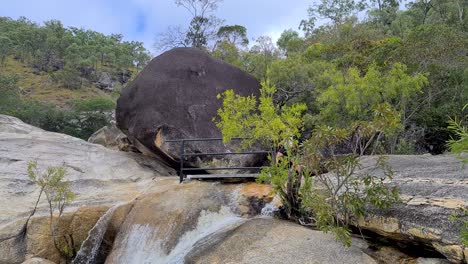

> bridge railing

[{"left": 165, "top": 137, "right": 274, "bottom": 183}]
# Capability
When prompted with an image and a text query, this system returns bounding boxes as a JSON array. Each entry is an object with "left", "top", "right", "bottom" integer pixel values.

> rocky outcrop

[
  {"left": 105, "top": 178, "right": 376, "bottom": 264},
  {"left": 185, "top": 218, "right": 376, "bottom": 264},
  {"left": 2, "top": 115, "right": 464, "bottom": 263},
  {"left": 88, "top": 123, "right": 137, "bottom": 152},
  {"left": 354, "top": 155, "right": 468, "bottom": 263},
  {"left": 95, "top": 72, "right": 114, "bottom": 91},
  {"left": 0, "top": 115, "right": 175, "bottom": 263},
  {"left": 116, "top": 47, "right": 265, "bottom": 169}
]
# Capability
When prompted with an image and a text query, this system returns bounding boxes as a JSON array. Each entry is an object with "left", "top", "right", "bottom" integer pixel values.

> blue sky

[{"left": 1, "top": 0, "right": 314, "bottom": 54}]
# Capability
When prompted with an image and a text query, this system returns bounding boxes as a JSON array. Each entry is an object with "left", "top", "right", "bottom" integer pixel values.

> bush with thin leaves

[
  {"left": 27, "top": 161, "right": 76, "bottom": 260},
  {"left": 447, "top": 104, "right": 468, "bottom": 163}
]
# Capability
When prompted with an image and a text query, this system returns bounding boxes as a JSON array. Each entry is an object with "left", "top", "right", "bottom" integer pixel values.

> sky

[{"left": 0, "top": 0, "right": 314, "bottom": 54}]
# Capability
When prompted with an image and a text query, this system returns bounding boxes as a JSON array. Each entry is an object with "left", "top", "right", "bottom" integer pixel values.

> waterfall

[
  {"left": 112, "top": 187, "right": 246, "bottom": 264},
  {"left": 115, "top": 206, "right": 245, "bottom": 264},
  {"left": 73, "top": 204, "right": 121, "bottom": 264}
]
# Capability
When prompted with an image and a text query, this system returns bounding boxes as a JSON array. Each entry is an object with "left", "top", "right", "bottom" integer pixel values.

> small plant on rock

[
  {"left": 447, "top": 103, "right": 468, "bottom": 163},
  {"left": 27, "top": 160, "right": 76, "bottom": 260}
]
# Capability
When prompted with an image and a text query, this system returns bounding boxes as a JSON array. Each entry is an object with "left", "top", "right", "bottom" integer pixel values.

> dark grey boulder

[{"left": 116, "top": 48, "right": 264, "bottom": 169}]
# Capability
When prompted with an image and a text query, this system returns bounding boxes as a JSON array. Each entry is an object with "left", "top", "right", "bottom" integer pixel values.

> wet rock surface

[
  {"left": 116, "top": 47, "right": 264, "bottom": 168},
  {"left": 105, "top": 179, "right": 376, "bottom": 264}
]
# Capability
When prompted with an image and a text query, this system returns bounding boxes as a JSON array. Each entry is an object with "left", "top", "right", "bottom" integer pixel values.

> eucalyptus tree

[{"left": 156, "top": 0, "right": 224, "bottom": 50}]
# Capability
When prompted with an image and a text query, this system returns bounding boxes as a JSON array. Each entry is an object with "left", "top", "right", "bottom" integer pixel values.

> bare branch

[{"left": 154, "top": 25, "right": 189, "bottom": 52}]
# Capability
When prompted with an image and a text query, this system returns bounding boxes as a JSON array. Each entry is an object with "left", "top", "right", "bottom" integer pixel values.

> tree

[
  {"left": 212, "top": 41, "right": 242, "bottom": 66},
  {"left": 307, "top": 0, "right": 367, "bottom": 26},
  {"left": 175, "top": 0, "right": 222, "bottom": 17},
  {"left": 0, "top": 36, "right": 12, "bottom": 66},
  {"left": 276, "top": 29, "right": 305, "bottom": 56},
  {"left": 407, "top": 0, "right": 435, "bottom": 25},
  {"left": 368, "top": 0, "right": 401, "bottom": 26},
  {"left": 156, "top": 0, "right": 224, "bottom": 51},
  {"left": 246, "top": 36, "right": 279, "bottom": 80},
  {"left": 315, "top": 63, "right": 427, "bottom": 130},
  {"left": 185, "top": 15, "right": 223, "bottom": 48},
  {"left": 215, "top": 79, "right": 400, "bottom": 245},
  {"left": 155, "top": 25, "right": 190, "bottom": 51},
  {"left": 268, "top": 57, "right": 315, "bottom": 105},
  {"left": 216, "top": 25, "right": 249, "bottom": 47},
  {"left": 27, "top": 161, "right": 76, "bottom": 260}
]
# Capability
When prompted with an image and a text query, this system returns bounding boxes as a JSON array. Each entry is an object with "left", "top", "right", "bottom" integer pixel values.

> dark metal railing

[{"left": 165, "top": 137, "right": 274, "bottom": 183}]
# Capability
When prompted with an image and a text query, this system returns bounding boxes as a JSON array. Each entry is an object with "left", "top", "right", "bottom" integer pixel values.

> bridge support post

[{"left": 179, "top": 140, "right": 185, "bottom": 183}]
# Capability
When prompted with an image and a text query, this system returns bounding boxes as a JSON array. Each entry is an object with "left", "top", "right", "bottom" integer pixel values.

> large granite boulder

[
  {"left": 116, "top": 48, "right": 264, "bottom": 169},
  {"left": 354, "top": 155, "right": 468, "bottom": 263}
]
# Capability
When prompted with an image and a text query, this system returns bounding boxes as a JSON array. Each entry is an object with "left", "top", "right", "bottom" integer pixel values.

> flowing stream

[
  {"left": 110, "top": 186, "right": 248, "bottom": 264},
  {"left": 73, "top": 204, "right": 121, "bottom": 264},
  {"left": 114, "top": 206, "right": 245, "bottom": 264}
]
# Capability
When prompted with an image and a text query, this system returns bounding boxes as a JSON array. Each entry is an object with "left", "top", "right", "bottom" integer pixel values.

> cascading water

[
  {"left": 260, "top": 202, "right": 279, "bottom": 217},
  {"left": 73, "top": 204, "right": 121, "bottom": 264},
  {"left": 112, "top": 187, "right": 246, "bottom": 264}
]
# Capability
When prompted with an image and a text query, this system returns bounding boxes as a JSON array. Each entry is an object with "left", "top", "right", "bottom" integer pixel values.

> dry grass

[{"left": 1, "top": 57, "right": 115, "bottom": 107}]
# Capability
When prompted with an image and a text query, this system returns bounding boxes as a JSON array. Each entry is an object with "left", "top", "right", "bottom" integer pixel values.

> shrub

[
  {"left": 447, "top": 104, "right": 468, "bottom": 163},
  {"left": 216, "top": 79, "right": 400, "bottom": 245},
  {"left": 27, "top": 161, "right": 76, "bottom": 259},
  {"left": 447, "top": 104, "right": 468, "bottom": 246}
]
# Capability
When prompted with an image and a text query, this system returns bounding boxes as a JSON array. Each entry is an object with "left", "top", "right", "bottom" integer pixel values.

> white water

[
  {"left": 115, "top": 206, "right": 245, "bottom": 264},
  {"left": 113, "top": 187, "right": 246, "bottom": 264},
  {"left": 260, "top": 202, "right": 279, "bottom": 217},
  {"left": 73, "top": 204, "right": 121, "bottom": 264}
]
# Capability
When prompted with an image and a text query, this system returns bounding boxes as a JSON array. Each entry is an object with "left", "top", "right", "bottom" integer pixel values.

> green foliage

[
  {"left": 299, "top": 126, "right": 400, "bottom": 245},
  {"left": 450, "top": 209, "right": 468, "bottom": 247},
  {"left": 217, "top": 25, "right": 249, "bottom": 47},
  {"left": 305, "top": 0, "right": 366, "bottom": 26},
  {"left": 0, "top": 16, "right": 150, "bottom": 87},
  {"left": 27, "top": 160, "right": 76, "bottom": 259},
  {"left": 216, "top": 79, "right": 400, "bottom": 246},
  {"left": 462, "top": 221, "right": 468, "bottom": 246},
  {"left": 0, "top": 35, "right": 12, "bottom": 66},
  {"left": 215, "top": 78, "right": 307, "bottom": 149},
  {"left": 0, "top": 73, "right": 113, "bottom": 140},
  {"left": 316, "top": 63, "right": 427, "bottom": 127},
  {"left": 447, "top": 104, "right": 468, "bottom": 163},
  {"left": 277, "top": 29, "right": 305, "bottom": 56}
]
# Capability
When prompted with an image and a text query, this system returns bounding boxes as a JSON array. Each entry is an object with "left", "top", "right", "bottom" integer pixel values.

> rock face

[
  {"left": 116, "top": 48, "right": 264, "bottom": 168},
  {"left": 88, "top": 123, "right": 137, "bottom": 152},
  {"left": 185, "top": 218, "right": 376, "bottom": 264},
  {"left": 105, "top": 178, "right": 375, "bottom": 264},
  {"left": 0, "top": 115, "right": 175, "bottom": 263},
  {"left": 354, "top": 155, "right": 468, "bottom": 263},
  {"left": 95, "top": 71, "right": 114, "bottom": 91}
]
